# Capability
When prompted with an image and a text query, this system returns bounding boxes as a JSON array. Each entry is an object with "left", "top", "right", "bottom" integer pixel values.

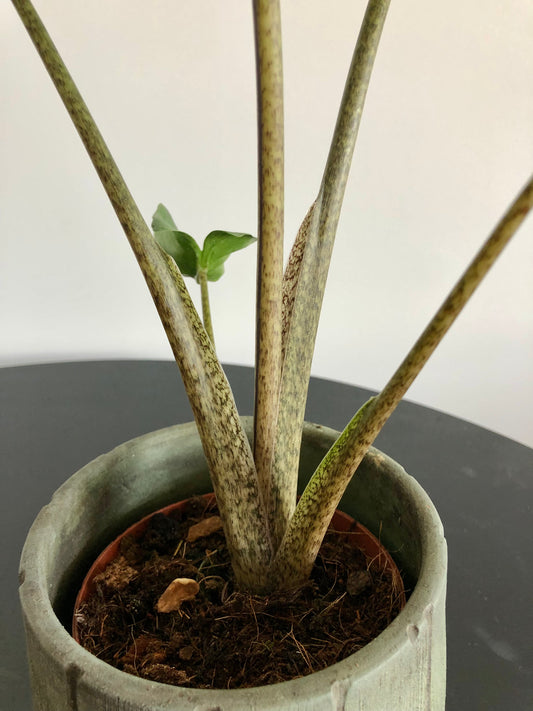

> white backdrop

[{"left": 2, "top": 1, "right": 532, "bottom": 447}]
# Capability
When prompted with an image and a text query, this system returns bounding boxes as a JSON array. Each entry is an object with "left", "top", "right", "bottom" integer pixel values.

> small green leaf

[
  {"left": 152, "top": 203, "right": 178, "bottom": 233},
  {"left": 154, "top": 230, "right": 201, "bottom": 278},
  {"left": 200, "top": 231, "right": 256, "bottom": 282}
]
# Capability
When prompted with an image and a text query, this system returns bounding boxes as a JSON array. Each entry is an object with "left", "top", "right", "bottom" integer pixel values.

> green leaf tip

[
  {"left": 201, "top": 231, "right": 257, "bottom": 281},
  {"left": 151, "top": 203, "right": 178, "bottom": 232}
]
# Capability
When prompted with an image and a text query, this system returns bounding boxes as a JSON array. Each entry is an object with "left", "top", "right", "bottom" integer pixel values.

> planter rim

[{"left": 19, "top": 419, "right": 447, "bottom": 708}]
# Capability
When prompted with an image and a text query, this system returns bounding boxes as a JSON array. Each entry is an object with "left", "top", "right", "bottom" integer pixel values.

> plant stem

[
  {"left": 198, "top": 269, "right": 215, "bottom": 349},
  {"left": 252, "top": 0, "right": 285, "bottom": 538},
  {"left": 272, "top": 0, "right": 391, "bottom": 549},
  {"left": 281, "top": 201, "right": 317, "bottom": 363},
  {"left": 13, "top": 0, "right": 273, "bottom": 590},
  {"left": 272, "top": 173, "right": 533, "bottom": 587}
]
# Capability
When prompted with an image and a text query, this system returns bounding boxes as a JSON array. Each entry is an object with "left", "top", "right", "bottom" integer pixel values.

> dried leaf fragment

[
  {"left": 156, "top": 578, "right": 200, "bottom": 613},
  {"left": 346, "top": 569, "right": 372, "bottom": 596},
  {"left": 94, "top": 556, "right": 137, "bottom": 592},
  {"left": 178, "top": 645, "right": 195, "bottom": 661},
  {"left": 141, "top": 663, "right": 191, "bottom": 685},
  {"left": 186, "top": 515, "right": 223, "bottom": 543}
]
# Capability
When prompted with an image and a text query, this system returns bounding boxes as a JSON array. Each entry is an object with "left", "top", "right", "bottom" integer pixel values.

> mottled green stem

[
  {"left": 252, "top": 0, "right": 285, "bottom": 538},
  {"left": 281, "top": 201, "right": 317, "bottom": 363},
  {"left": 272, "top": 0, "right": 391, "bottom": 549},
  {"left": 12, "top": 0, "right": 272, "bottom": 590},
  {"left": 272, "top": 173, "right": 533, "bottom": 587},
  {"left": 198, "top": 269, "right": 215, "bottom": 349}
]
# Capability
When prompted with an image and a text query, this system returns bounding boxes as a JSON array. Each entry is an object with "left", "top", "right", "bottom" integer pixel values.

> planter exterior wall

[{"left": 19, "top": 419, "right": 447, "bottom": 710}]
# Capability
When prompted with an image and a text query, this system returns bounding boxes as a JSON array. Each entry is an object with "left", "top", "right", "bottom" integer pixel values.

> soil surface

[{"left": 75, "top": 496, "right": 405, "bottom": 689}]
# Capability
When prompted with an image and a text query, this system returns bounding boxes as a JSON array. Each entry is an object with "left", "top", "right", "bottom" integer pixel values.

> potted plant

[{"left": 12, "top": 0, "right": 532, "bottom": 709}]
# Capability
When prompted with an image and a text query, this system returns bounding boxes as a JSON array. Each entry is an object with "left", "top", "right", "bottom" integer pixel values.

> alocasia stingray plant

[{"left": 12, "top": 0, "right": 533, "bottom": 594}]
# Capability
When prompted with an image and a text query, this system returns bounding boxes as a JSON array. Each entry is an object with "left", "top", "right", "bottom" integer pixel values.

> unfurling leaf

[
  {"left": 200, "top": 231, "right": 256, "bottom": 281},
  {"left": 186, "top": 515, "right": 223, "bottom": 543},
  {"left": 152, "top": 206, "right": 256, "bottom": 284},
  {"left": 156, "top": 578, "right": 200, "bottom": 613}
]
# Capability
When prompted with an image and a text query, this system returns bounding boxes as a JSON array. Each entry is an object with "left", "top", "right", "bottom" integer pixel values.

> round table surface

[{"left": 1, "top": 360, "right": 532, "bottom": 710}]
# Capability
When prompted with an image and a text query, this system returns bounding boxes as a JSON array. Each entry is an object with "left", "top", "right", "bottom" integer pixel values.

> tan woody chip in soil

[
  {"left": 186, "top": 515, "right": 223, "bottom": 542},
  {"left": 156, "top": 578, "right": 200, "bottom": 613}
]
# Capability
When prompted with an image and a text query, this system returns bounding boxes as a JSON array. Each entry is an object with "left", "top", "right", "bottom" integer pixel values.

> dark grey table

[{"left": 1, "top": 361, "right": 532, "bottom": 709}]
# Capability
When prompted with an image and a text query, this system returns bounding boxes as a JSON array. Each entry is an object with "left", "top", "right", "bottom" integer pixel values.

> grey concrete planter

[{"left": 19, "top": 419, "right": 447, "bottom": 710}]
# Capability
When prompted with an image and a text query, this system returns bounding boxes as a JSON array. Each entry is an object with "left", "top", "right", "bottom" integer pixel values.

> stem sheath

[
  {"left": 272, "top": 0, "right": 391, "bottom": 549},
  {"left": 273, "top": 173, "right": 533, "bottom": 587}
]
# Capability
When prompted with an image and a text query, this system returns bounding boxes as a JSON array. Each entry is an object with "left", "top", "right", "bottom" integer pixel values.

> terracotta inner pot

[{"left": 72, "top": 492, "right": 406, "bottom": 640}]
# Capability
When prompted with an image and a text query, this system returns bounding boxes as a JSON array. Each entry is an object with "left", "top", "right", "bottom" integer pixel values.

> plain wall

[{"left": 2, "top": 0, "right": 532, "bottom": 447}]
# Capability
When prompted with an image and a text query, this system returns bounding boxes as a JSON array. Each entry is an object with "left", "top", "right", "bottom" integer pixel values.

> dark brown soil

[{"left": 75, "top": 496, "right": 405, "bottom": 689}]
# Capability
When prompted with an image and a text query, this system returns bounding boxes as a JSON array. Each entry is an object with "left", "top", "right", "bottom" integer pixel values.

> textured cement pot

[{"left": 19, "top": 418, "right": 447, "bottom": 710}]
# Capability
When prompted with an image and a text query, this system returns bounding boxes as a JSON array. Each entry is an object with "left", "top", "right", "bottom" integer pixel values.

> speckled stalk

[
  {"left": 252, "top": 0, "right": 285, "bottom": 534},
  {"left": 272, "top": 174, "right": 533, "bottom": 587},
  {"left": 271, "top": 0, "right": 391, "bottom": 549},
  {"left": 13, "top": 0, "right": 273, "bottom": 591}
]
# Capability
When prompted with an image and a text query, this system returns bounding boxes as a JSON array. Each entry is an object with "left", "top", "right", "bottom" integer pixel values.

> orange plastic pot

[{"left": 72, "top": 492, "right": 405, "bottom": 640}]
